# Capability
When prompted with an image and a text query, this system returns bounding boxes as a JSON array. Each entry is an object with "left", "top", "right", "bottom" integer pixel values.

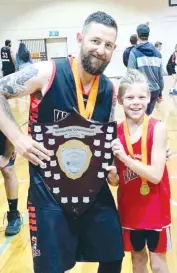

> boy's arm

[{"left": 112, "top": 122, "right": 167, "bottom": 184}]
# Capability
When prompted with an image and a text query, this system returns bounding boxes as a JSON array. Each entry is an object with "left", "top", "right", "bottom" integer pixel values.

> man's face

[
  {"left": 78, "top": 23, "right": 117, "bottom": 75},
  {"left": 157, "top": 44, "right": 162, "bottom": 52}
]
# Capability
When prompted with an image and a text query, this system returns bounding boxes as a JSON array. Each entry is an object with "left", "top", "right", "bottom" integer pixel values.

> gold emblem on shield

[{"left": 56, "top": 140, "right": 92, "bottom": 180}]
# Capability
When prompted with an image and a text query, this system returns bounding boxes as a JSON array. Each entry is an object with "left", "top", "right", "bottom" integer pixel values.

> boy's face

[{"left": 120, "top": 83, "right": 150, "bottom": 121}]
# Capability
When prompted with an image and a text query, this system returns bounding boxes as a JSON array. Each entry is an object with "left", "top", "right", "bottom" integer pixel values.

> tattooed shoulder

[{"left": 0, "top": 66, "right": 39, "bottom": 98}]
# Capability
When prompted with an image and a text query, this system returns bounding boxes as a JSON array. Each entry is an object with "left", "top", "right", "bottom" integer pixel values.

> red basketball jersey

[{"left": 117, "top": 117, "right": 171, "bottom": 230}]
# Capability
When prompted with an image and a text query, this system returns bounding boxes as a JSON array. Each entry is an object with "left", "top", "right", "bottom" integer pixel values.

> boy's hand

[
  {"left": 106, "top": 165, "right": 119, "bottom": 186},
  {"left": 111, "top": 138, "right": 128, "bottom": 163}
]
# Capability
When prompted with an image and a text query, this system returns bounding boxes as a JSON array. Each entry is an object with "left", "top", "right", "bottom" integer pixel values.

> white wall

[{"left": 0, "top": 0, "right": 177, "bottom": 77}]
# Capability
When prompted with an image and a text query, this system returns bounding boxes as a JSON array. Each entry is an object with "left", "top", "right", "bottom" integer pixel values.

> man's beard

[{"left": 80, "top": 48, "right": 110, "bottom": 75}]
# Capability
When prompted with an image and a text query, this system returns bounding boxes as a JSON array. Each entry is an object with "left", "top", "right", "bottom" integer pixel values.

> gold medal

[
  {"left": 140, "top": 184, "right": 150, "bottom": 196},
  {"left": 71, "top": 58, "right": 100, "bottom": 120},
  {"left": 123, "top": 115, "right": 150, "bottom": 195}
]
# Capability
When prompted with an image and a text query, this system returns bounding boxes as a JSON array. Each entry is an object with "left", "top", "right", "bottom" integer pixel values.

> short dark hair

[
  {"left": 130, "top": 34, "right": 137, "bottom": 45},
  {"left": 155, "top": 41, "right": 162, "bottom": 48},
  {"left": 83, "top": 11, "right": 117, "bottom": 33},
  {"left": 5, "top": 39, "right": 11, "bottom": 46}
]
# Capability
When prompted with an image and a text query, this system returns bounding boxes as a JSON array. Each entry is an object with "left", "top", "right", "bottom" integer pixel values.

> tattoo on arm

[{"left": 0, "top": 66, "right": 38, "bottom": 98}]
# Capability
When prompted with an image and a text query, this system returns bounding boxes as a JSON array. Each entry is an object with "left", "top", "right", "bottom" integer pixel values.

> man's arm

[
  {"left": 127, "top": 50, "right": 137, "bottom": 69},
  {"left": 112, "top": 122, "right": 167, "bottom": 184},
  {"left": 0, "top": 61, "right": 53, "bottom": 164},
  {"left": 10, "top": 49, "right": 16, "bottom": 67}
]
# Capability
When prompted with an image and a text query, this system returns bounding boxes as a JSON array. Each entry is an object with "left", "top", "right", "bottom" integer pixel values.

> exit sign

[{"left": 49, "top": 31, "right": 59, "bottom": 37}]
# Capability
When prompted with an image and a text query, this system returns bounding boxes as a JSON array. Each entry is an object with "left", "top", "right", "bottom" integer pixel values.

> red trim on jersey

[{"left": 43, "top": 60, "right": 56, "bottom": 96}]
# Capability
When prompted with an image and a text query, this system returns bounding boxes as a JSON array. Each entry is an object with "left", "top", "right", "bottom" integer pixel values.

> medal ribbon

[
  {"left": 123, "top": 115, "right": 149, "bottom": 186},
  {"left": 71, "top": 58, "right": 100, "bottom": 119}
]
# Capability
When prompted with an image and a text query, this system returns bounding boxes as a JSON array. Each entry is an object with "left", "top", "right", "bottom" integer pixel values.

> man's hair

[
  {"left": 130, "top": 34, "right": 137, "bottom": 45},
  {"left": 118, "top": 69, "right": 149, "bottom": 97},
  {"left": 83, "top": 11, "right": 117, "bottom": 33},
  {"left": 5, "top": 39, "right": 11, "bottom": 46},
  {"left": 155, "top": 41, "right": 162, "bottom": 48}
]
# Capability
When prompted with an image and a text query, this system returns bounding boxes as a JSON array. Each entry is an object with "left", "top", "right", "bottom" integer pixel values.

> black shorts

[
  {"left": 28, "top": 182, "right": 124, "bottom": 273},
  {"left": 166, "top": 65, "right": 176, "bottom": 75},
  {"left": 2, "top": 70, "right": 15, "bottom": 77},
  {"left": 0, "top": 132, "right": 16, "bottom": 168},
  {"left": 123, "top": 228, "right": 172, "bottom": 253}
]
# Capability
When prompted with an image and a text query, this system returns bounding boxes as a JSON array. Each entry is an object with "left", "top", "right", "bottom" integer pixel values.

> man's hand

[
  {"left": 111, "top": 138, "right": 128, "bottom": 163},
  {"left": 107, "top": 165, "right": 119, "bottom": 186},
  {"left": 13, "top": 135, "right": 50, "bottom": 166}
]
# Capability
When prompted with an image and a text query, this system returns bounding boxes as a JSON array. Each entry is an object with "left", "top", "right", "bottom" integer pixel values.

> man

[
  {"left": 0, "top": 39, "right": 21, "bottom": 236},
  {"left": 123, "top": 34, "right": 137, "bottom": 67},
  {"left": 166, "top": 44, "right": 177, "bottom": 95},
  {"left": 0, "top": 134, "right": 22, "bottom": 236},
  {"left": 0, "top": 11, "right": 124, "bottom": 273},
  {"left": 128, "top": 24, "right": 164, "bottom": 115},
  {"left": 154, "top": 41, "right": 162, "bottom": 52},
  {"left": 154, "top": 41, "right": 164, "bottom": 101},
  {"left": 1, "top": 39, "right": 16, "bottom": 76}
]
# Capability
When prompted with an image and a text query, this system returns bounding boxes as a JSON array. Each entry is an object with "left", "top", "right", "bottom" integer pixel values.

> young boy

[{"left": 108, "top": 69, "right": 171, "bottom": 273}]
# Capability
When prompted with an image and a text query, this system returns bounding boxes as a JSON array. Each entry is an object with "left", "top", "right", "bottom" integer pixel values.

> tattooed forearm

[{"left": 0, "top": 66, "right": 38, "bottom": 98}]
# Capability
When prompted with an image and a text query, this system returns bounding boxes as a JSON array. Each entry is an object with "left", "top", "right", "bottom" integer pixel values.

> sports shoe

[
  {"left": 4, "top": 210, "right": 22, "bottom": 236},
  {"left": 169, "top": 89, "right": 177, "bottom": 95}
]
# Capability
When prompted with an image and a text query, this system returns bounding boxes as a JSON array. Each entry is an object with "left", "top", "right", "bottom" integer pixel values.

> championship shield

[{"left": 32, "top": 111, "right": 117, "bottom": 215}]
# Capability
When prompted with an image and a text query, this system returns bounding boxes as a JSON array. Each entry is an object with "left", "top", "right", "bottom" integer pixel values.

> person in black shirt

[
  {"left": 166, "top": 44, "right": 177, "bottom": 95},
  {"left": 123, "top": 34, "right": 137, "bottom": 67},
  {"left": 1, "top": 40, "right": 15, "bottom": 76},
  {"left": 0, "top": 40, "right": 22, "bottom": 236}
]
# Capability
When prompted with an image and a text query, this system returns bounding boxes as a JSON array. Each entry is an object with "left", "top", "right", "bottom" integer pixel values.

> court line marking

[
  {"left": 17, "top": 98, "right": 30, "bottom": 103},
  {"left": 170, "top": 154, "right": 177, "bottom": 158},
  {"left": 0, "top": 212, "right": 28, "bottom": 257},
  {"left": 0, "top": 179, "right": 28, "bottom": 183},
  {"left": 171, "top": 200, "right": 177, "bottom": 206}
]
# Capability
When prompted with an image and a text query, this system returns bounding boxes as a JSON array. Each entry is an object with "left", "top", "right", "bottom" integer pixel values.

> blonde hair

[{"left": 118, "top": 69, "right": 150, "bottom": 97}]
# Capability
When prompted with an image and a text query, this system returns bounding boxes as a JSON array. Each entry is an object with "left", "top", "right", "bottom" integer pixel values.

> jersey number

[{"left": 1, "top": 52, "right": 8, "bottom": 59}]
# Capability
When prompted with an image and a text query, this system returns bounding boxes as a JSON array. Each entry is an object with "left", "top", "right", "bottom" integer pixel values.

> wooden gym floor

[{"left": 0, "top": 76, "right": 176, "bottom": 273}]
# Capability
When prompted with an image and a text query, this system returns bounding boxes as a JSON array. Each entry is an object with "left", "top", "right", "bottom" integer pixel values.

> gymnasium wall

[{"left": 0, "top": 0, "right": 177, "bottom": 77}]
